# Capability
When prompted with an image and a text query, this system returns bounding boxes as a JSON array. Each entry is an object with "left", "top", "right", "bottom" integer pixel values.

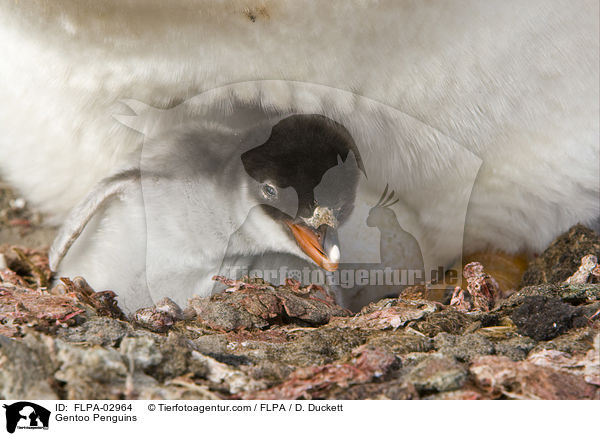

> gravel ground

[{"left": 0, "top": 180, "right": 599, "bottom": 400}]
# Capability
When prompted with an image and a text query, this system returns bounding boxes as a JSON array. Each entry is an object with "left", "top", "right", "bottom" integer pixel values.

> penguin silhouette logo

[
  {"left": 2, "top": 402, "right": 50, "bottom": 433},
  {"left": 366, "top": 184, "right": 425, "bottom": 283}
]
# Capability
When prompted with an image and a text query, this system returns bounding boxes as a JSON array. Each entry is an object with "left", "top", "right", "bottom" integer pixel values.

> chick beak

[{"left": 286, "top": 222, "right": 340, "bottom": 272}]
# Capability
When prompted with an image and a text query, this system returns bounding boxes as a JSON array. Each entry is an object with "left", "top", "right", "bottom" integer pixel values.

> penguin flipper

[{"left": 49, "top": 168, "right": 140, "bottom": 271}]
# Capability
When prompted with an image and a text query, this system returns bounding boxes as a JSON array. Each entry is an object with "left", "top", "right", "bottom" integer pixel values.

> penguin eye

[{"left": 261, "top": 183, "right": 278, "bottom": 200}]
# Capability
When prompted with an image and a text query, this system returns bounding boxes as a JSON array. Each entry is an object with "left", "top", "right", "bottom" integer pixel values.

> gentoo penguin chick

[{"left": 49, "top": 114, "right": 363, "bottom": 311}]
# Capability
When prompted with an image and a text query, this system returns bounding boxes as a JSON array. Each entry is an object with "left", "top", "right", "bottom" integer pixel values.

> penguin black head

[{"left": 241, "top": 114, "right": 364, "bottom": 271}]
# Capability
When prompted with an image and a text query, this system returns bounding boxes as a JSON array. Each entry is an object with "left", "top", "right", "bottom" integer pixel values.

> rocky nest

[{"left": 0, "top": 184, "right": 599, "bottom": 400}]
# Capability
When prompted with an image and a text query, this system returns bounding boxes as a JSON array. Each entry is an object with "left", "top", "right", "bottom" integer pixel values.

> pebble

[{"left": 407, "top": 354, "right": 468, "bottom": 393}]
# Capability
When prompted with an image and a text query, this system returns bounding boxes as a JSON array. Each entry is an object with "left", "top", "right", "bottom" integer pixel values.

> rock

[
  {"left": 58, "top": 317, "right": 131, "bottom": 346},
  {"left": 565, "top": 254, "right": 599, "bottom": 284},
  {"left": 133, "top": 307, "right": 177, "bottom": 333},
  {"left": 56, "top": 276, "right": 126, "bottom": 320},
  {"left": 449, "top": 262, "right": 500, "bottom": 312},
  {"left": 129, "top": 372, "right": 220, "bottom": 400},
  {"left": 0, "top": 328, "right": 230, "bottom": 400},
  {"left": 242, "top": 345, "right": 397, "bottom": 400},
  {"left": 0, "top": 334, "right": 58, "bottom": 399},
  {"left": 241, "top": 328, "right": 366, "bottom": 367},
  {"left": 521, "top": 225, "right": 600, "bottom": 287},
  {"left": 470, "top": 355, "right": 598, "bottom": 399},
  {"left": 406, "top": 354, "right": 468, "bottom": 393},
  {"left": 132, "top": 298, "right": 189, "bottom": 334},
  {"left": 148, "top": 334, "right": 208, "bottom": 382},
  {"left": 54, "top": 339, "right": 129, "bottom": 399},
  {"left": 510, "top": 296, "right": 585, "bottom": 341},
  {"left": 0, "top": 245, "right": 51, "bottom": 289},
  {"left": 501, "top": 283, "right": 600, "bottom": 308},
  {"left": 494, "top": 336, "right": 537, "bottom": 361},
  {"left": 190, "top": 299, "right": 269, "bottom": 331},
  {"left": 410, "top": 308, "right": 472, "bottom": 337},
  {"left": 246, "top": 361, "right": 295, "bottom": 387},
  {"left": 366, "top": 331, "right": 434, "bottom": 355},
  {"left": 530, "top": 327, "right": 597, "bottom": 355},
  {"left": 0, "top": 284, "right": 86, "bottom": 336},
  {"left": 584, "top": 334, "right": 600, "bottom": 386},
  {"left": 423, "top": 390, "right": 484, "bottom": 400},
  {"left": 154, "top": 297, "right": 185, "bottom": 320},
  {"left": 120, "top": 336, "right": 163, "bottom": 369},
  {"left": 189, "top": 277, "right": 351, "bottom": 331},
  {"left": 433, "top": 332, "right": 495, "bottom": 362},
  {"left": 526, "top": 348, "right": 599, "bottom": 383},
  {"left": 329, "top": 379, "right": 418, "bottom": 400},
  {"left": 202, "top": 352, "right": 252, "bottom": 368},
  {"left": 191, "top": 351, "right": 266, "bottom": 395},
  {"left": 333, "top": 299, "right": 438, "bottom": 330},
  {"left": 193, "top": 334, "right": 230, "bottom": 356}
]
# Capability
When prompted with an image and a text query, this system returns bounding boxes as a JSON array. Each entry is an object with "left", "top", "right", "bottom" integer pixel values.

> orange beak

[{"left": 286, "top": 222, "right": 339, "bottom": 272}]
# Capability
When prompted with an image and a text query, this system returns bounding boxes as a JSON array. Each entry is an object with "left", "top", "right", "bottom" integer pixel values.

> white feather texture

[{"left": 0, "top": 1, "right": 598, "bottom": 306}]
